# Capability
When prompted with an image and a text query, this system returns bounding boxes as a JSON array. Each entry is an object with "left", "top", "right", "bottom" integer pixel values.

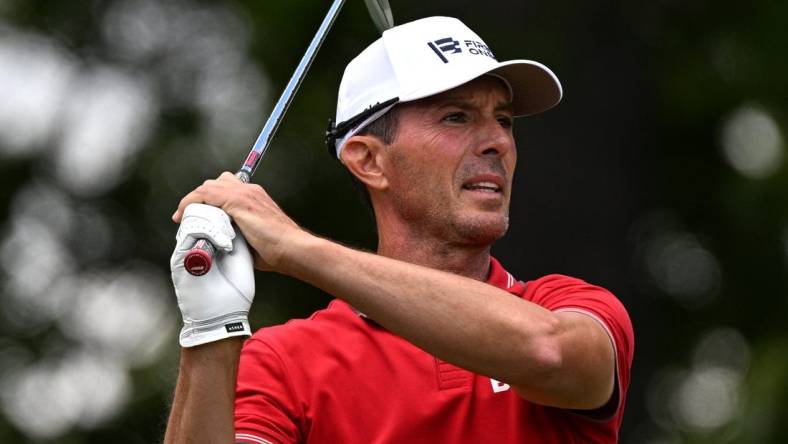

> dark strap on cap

[{"left": 325, "top": 97, "right": 399, "bottom": 158}]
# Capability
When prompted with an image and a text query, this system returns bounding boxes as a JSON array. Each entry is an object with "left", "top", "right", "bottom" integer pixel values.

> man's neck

[{"left": 376, "top": 228, "right": 492, "bottom": 281}]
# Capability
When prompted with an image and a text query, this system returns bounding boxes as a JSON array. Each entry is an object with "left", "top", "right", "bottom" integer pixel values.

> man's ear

[{"left": 340, "top": 135, "right": 388, "bottom": 191}]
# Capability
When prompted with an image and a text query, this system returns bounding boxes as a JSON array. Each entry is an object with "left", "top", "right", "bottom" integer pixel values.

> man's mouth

[
  {"left": 461, "top": 174, "right": 504, "bottom": 194},
  {"left": 462, "top": 181, "right": 502, "bottom": 193}
]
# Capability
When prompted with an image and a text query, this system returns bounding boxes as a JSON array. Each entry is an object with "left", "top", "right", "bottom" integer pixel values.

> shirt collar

[{"left": 486, "top": 256, "right": 517, "bottom": 290}]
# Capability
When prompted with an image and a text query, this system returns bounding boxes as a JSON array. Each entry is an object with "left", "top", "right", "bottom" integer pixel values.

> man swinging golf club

[{"left": 165, "top": 16, "right": 634, "bottom": 444}]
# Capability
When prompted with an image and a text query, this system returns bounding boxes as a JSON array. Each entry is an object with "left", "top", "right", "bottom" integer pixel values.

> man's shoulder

[
  {"left": 521, "top": 273, "right": 631, "bottom": 335},
  {"left": 524, "top": 272, "right": 634, "bottom": 360},
  {"left": 490, "top": 259, "right": 594, "bottom": 295},
  {"left": 246, "top": 299, "right": 364, "bottom": 353},
  {"left": 524, "top": 273, "right": 593, "bottom": 288},
  {"left": 522, "top": 273, "right": 618, "bottom": 302},
  {"left": 239, "top": 300, "right": 404, "bottom": 393}
]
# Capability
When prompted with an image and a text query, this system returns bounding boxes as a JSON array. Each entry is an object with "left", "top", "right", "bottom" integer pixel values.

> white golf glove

[{"left": 170, "top": 203, "right": 255, "bottom": 347}]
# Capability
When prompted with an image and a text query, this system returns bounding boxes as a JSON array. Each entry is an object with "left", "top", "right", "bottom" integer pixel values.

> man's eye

[
  {"left": 498, "top": 116, "right": 513, "bottom": 128},
  {"left": 442, "top": 112, "right": 467, "bottom": 123}
]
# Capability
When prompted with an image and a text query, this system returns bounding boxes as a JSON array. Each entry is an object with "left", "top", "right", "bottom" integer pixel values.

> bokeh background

[{"left": 1, "top": 0, "right": 786, "bottom": 442}]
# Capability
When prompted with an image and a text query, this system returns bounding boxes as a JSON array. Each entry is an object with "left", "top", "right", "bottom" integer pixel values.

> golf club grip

[
  {"left": 184, "top": 238, "right": 216, "bottom": 276},
  {"left": 183, "top": 170, "right": 250, "bottom": 276}
]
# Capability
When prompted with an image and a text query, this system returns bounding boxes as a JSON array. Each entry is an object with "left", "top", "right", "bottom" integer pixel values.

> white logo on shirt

[{"left": 490, "top": 378, "right": 511, "bottom": 393}]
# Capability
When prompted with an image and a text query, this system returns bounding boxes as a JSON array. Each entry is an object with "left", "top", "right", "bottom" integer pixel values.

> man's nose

[{"left": 474, "top": 119, "right": 514, "bottom": 157}]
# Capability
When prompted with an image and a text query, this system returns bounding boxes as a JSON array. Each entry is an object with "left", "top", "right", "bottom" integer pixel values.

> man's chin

[{"left": 451, "top": 212, "right": 509, "bottom": 246}]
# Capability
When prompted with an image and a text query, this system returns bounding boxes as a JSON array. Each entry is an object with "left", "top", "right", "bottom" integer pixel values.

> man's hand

[
  {"left": 172, "top": 172, "right": 303, "bottom": 271},
  {"left": 171, "top": 203, "right": 255, "bottom": 347}
]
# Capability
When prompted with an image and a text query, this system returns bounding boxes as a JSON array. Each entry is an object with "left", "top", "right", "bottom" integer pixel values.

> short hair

[
  {"left": 345, "top": 107, "right": 400, "bottom": 221},
  {"left": 356, "top": 106, "right": 400, "bottom": 145}
]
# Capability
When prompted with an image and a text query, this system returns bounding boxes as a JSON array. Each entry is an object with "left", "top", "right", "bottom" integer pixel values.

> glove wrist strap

[{"left": 179, "top": 318, "right": 251, "bottom": 348}]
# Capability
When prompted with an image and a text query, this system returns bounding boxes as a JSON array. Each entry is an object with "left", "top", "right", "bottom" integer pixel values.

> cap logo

[
  {"left": 427, "top": 37, "right": 497, "bottom": 64},
  {"left": 427, "top": 37, "right": 461, "bottom": 63}
]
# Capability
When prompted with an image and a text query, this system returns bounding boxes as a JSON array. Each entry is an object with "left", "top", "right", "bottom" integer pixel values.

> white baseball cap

[{"left": 326, "top": 16, "right": 563, "bottom": 158}]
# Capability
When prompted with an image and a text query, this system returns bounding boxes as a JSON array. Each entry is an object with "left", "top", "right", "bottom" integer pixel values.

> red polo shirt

[{"left": 234, "top": 258, "right": 634, "bottom": 443}]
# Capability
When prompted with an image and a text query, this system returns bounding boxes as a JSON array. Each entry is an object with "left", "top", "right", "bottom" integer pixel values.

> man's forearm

[
  {"left": 279, "top": 234, "right": 556, "bottom": 383},
  {"left": 276, "top": 233, "right": 614, "bottom": 409},
  {"left": 164, "top": 338, "right": 244, "bottom": 444}
]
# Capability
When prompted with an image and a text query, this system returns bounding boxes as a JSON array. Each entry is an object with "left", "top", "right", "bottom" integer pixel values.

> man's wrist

[
  {"left": 275, "top": 228, "right": 326, "bottom": 277},
  {"left": 182, "top": 336, "right": 245, "bottom": 355}
]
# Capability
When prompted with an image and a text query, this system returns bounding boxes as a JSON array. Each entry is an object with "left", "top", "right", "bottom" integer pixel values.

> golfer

[{"left": 165, "top": 16, "right": 634, "bottom": 444}]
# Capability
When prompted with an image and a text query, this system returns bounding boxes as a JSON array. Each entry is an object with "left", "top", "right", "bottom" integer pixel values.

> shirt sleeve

[
  {"left": 525, "top": 274, "right": 635, "bottom": 419},
  {"left": 234, "top": 337, "right": 303, "bottom": 444}
]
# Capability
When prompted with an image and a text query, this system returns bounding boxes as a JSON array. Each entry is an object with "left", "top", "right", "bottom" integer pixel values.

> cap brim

[
  {"left": 398, "top": 59, "right": 562, "bottom": 118},
  {"left": 491, "top": 60, "right": 563, "bottom": 117}
]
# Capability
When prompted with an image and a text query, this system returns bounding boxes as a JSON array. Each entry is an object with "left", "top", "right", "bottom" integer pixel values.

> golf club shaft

[
  {"left": 184, "top": 0, "right": 347, "bottom": 276},
  {"left": 239, "top": 0, "right": 347, "bottom": 181}
]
